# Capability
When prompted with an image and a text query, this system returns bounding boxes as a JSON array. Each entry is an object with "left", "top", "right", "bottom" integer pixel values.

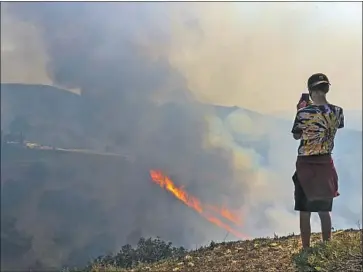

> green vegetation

[
  {"left": 293, "top": 230, "right": 362, "bottom": 272},
  {"left": 64, "top": 237, "right": 186, "bottom": 272},
  {"left": 64, "top": 229, "right": 362, "bottom": 272}
]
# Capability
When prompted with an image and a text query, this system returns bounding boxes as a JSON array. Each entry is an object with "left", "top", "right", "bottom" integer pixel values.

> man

[{"left": 291, "top": 73, "right": 344, "bottom": 249}]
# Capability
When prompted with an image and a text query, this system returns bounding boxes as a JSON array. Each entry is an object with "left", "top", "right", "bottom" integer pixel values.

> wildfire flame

[{"left": 149, "top": 169, "right": 247, "bottom": 239}]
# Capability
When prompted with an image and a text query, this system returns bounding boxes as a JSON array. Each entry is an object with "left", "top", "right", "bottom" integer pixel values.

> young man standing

[{"left": 291, "top": 73, "right": 344, "bottom": 249}]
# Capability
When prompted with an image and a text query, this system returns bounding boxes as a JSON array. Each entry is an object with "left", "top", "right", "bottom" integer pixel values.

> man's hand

[
  {"left": 297, "top": 99, "right": 313, "bottom": 110},
  {"left": 297, "top": 101, "right": 307, "bottom": 110}
]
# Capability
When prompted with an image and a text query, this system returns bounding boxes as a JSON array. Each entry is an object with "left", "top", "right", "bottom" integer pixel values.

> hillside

[
  {"left": 1, "top": 83, "right": 362, "bottom": 270},
  {"left": 71, "top": 229, "right": 362, "bottom": 272},
  {"left": 3, "top": 144, "right": 361, "bottom": 271},
  {"left": 2, "top": 83, "right": 361, "bottom": 159},
  {"left": 0, "top": 83, "right": 82, "bottom": 124},
  {"left": 1, "top": 83, "right": 86, "bottom": 149},
  {"left": 1, "top": 144, "right": 143, "bottom": 271}
]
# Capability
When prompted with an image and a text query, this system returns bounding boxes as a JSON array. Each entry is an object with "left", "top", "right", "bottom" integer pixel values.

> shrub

[{"left": 69, "top": 237, "right": 186, "bottom": 271}]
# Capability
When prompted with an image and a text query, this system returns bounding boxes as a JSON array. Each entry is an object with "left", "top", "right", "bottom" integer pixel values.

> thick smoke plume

[
  {"left": 1, "top": 2, "right": 250, "bottom": 269},
  {"left": 2, "top": 3, "right": 361, "bottom": 113},
  {"left": 1, "top": 2, "right": 361, "bottom": 270}
]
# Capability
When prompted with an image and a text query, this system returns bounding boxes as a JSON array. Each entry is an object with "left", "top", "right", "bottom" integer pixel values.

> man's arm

[
  {"left": 291, "top": 110, "right": 305, "bottom": 140},
  {"left": 338, "top": 107, "right": 344, "bottom": 129}
]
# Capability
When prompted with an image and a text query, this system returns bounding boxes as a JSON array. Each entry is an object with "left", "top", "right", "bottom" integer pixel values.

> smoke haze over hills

[
  {"left": 1, "top": 2, "right": 361, "bottom": 270},
  {"left": 2, "top": 2, "right": 361, "bottom": 112}
]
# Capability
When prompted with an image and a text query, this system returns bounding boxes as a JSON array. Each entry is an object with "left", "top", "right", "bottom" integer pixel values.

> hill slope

[
  {"left": 74, "top": 229, "right": 362, "bottom": 272},
  {"left": 2, "top": 84, "right": 362, "bottom": 270}
]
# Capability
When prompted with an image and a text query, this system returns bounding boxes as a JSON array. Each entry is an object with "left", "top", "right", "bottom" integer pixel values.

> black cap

[{"left": 307, "top": 73, "right": 331, "bottom": 89}]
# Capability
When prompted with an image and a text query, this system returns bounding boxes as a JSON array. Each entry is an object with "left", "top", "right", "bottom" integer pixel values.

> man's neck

[{"left": 313, "top": 98, "right": 329, "bottom": 106}]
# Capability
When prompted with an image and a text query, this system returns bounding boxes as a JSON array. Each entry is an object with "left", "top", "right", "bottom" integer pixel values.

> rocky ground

[{"left": 75, "top": 229, "right": 362, "bottom": 272}]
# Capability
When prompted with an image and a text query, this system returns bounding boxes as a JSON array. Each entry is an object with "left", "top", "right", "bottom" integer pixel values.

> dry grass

[{"left": 86, "top": 229, "right": 362, "bottom": 272}]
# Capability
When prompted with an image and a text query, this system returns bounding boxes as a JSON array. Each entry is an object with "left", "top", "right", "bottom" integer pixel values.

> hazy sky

[
  {"left": 1, "top": 2, "right": 362, "bottom": 114},
  {"left": 165, "top": 2, "right": 362, "bottom": 113}
]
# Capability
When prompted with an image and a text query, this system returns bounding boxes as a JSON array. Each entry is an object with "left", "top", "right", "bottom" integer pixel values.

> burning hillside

[{"left": 149, "top": 170, "right": 247, "bottom": 239}]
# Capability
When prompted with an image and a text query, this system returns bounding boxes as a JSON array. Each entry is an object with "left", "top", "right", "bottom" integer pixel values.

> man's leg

[
  {"left": 318, "top": 211, "right": 332, "bottom": 242},
  {"left": 300, "top": 211, "right": 311, "bottom": 248}
]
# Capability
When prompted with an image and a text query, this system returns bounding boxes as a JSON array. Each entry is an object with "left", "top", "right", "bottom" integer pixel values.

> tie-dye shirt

[{"left": 291, "top": 104, "right": 344, "bottom": 156}]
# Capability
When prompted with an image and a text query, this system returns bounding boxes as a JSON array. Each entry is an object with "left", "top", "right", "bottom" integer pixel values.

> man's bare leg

[
  {"left": 318, "top": 211, "right": 332, "bottom": 242},
  {"left": 300, "top": 211, "right": 311, "bottom": 248}
]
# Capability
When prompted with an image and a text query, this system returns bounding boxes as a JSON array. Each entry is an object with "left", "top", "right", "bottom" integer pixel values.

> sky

[
  {"left": 165, "top": 2, "right": 362, "bottom": 113},
  {"left": 1, "top": 2, "right": 362, "bottom": 114}
]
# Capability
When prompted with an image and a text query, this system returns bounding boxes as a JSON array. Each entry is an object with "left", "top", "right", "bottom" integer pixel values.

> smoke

[
  {"left": 1, "top": 2, "right": 361, "bottom": 270},
  {"left": 166, "top": 2, "right": 362, "bottom": 113},
  {"left": 0, "top": 5, "right": 52, "bottom": 86},
  {"left": 2, "top": 2, "right": 361, "bottom": 112}
]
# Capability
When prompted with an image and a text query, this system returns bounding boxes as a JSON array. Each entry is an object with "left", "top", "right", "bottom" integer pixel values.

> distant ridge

[
  {"left": 0, "top": 83, "right": 79, "bottom": 95},
  {"left": 0, "top": 83, "right": 247, "bottom": 121}
]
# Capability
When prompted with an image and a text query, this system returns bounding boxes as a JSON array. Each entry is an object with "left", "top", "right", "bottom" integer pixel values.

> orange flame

[
  {"left": 206, "top": 205, "right": 242, "bottom": 226},
  {"left": 149, "top": 170, "right": 247, "bottom": 239}
]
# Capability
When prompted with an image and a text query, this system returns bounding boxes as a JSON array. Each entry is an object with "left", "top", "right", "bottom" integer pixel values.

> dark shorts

[{"left": 293, "top": 172, "right": 333, "bottom": 212}]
